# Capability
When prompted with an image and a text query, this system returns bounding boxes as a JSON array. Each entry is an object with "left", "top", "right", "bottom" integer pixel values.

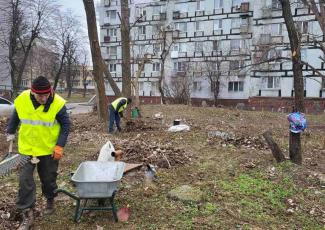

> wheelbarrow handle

[{"left": 55, "top": 188, "right": 80, "bottom": 201}]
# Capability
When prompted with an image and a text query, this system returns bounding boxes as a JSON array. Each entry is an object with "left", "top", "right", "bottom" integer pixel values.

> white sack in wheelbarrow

[{"left": 168, "top": 124, "right": 190, "bottom": 132}]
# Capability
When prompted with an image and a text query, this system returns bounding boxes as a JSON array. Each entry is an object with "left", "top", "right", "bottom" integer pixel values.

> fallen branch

[{"left": 262, "top": 131, "right": 286, "bottom": 163}]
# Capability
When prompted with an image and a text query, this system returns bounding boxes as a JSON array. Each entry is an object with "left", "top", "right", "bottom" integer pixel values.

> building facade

[
  {"left": 97, "top": 0, "right": 325, "bottom": 104},
  {"left": 0, "top": 0, "right": 11, "bottom": 91}
]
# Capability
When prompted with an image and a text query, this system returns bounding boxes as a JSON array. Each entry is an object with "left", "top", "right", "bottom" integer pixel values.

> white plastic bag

[
  {"left": 167, "top": 124, "right": 190, "bottom": 132},
  {"left": 97, "top": 141, "right": 115, "bottom": 161}
]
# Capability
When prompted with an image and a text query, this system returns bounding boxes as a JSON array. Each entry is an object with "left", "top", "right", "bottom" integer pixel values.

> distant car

[{"left": 0, "top": 96, "right": 14, "bottom": 117}]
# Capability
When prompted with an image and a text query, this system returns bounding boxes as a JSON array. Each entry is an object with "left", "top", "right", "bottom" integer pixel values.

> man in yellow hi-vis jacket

[
  {"left": 6, "top": 76, "right": 70, "bottom": 230},
  {"left": 108, "top": 97, "right": 132, "bottom": 133}
]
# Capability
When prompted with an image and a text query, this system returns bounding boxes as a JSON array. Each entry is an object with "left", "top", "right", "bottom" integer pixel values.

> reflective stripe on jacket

[
  {"left": 14, "top": 90, "right": 66, "bottom": 156},
  {"left": 111, "top": 97, "right": 128, "bottom": 113}
]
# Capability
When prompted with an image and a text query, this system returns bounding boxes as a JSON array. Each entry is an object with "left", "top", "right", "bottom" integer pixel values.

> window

[
  {"left": 107, "top": 46, "right": 117, "bottom": 56},
  {"left": 214, "top": 0, "right": 223, "bottom": 8},
  {"left": 211, "top": 80, "right": 220, "bottom": 92},
  {"left": 138, "top": 25, "right": 146, "bottom": 35},
  {"left": 107, "top": 28, "right": 117, "bottom": 37},
  {"left": 196, "top": 21, "right": 203, "bottom": 31},
  {"left": 272, "top": 0, "right": 281, "bottom": 9},
  {"left": 232, "top": 0, "right": 242, "bottom": 7},
  {"left": 109, "top": 63, "right": 116, "bottom": 72},
  {"left": 175, "top": 3, "right": 188, "bottom": 13},
  {"left": 296, "top": 21, "right": 308, "bottom": 34},
  {"left": 214, "top": 19, "right": 222, "bottom": 30},
  {"left": 322, "top": 77, "right": 325, "bottom": 88},
  {"left": 196, "top": 0, "right": 204, "bottom": 11},
  {"left": 301, "top": 48, "right": 307, "bottom": 61},
  {"left": 138, "top": 44, "right": 146, "bottom": 53},
  {"left": 152, "top": 6, "right": 162, "bottom": 15},
  {"left": 263, "top": 76, "right": 280, "bottom": 89},
  {"left": 229, "top": 60, "right": 239, "bottom": 69},
  {"left": 106, "top": 10, "right": 117, "bottom": 20},
  {"left": 139, "top": 82, "right": 144, "bottom": 91},
  {"left": 153, "top": 25, "right": 162, "bottom": 34},
  {"left": 267, "top": 49, "right": 282, "bottom": 60},
  {"left": 21, "top": 79, "right": 29, "bottom": 86},
  {"left": 213, "top": 40, "right": 221, "bottom": 50},
  {"left": 231, "top": 18, "right": 241, "bottom": 29},
  {"left": 136, "top": 7, "right": 146, "bottom": 18},
  {"left": 174, "top": 62, "right": 186, "bottom": 72},
  {"left": 0, "top": 97, "right": 12, "bottom": 105},
  {"left": 264, "top": 24, "right": 282, "bottom": 35},
  {"left": 228, "top": 81, "right": 244, "bottom": 92},
  {"left": 151, "top": 81, "right": 159, "bottom": 94},
  {"left": 153, "top": 62, "right": 161, "bottom": 71},
  {"left": 153, "top": 43, "right": 162, "bottom": 53},
  {"left": 176, "top": 22, "right": 187, "bottom": 32},
  {"left": 195, "top": 42, "right": 203, "bottom": 52},
  {"left": 174, "top": 43, "right": 187, "bottom": 52},
  {"left": 230, "top": 39, "right": 241, "bottom": 49},
  {"left": 193, "top": 81, "right": 202, "bottom": 91}
]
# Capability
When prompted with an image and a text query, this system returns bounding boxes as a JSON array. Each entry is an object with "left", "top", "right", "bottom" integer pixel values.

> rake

[{"left": 0, "top": 140, "right": 31, "bottom": 176}]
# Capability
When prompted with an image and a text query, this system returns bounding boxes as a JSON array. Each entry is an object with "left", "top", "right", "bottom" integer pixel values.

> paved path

[{"left": 66, "top": 103, "right": 93, "bottom": 115}]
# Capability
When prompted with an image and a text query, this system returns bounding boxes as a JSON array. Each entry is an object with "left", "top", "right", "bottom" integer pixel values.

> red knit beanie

[{"left": 31, "top": 76, "right": 51, "bottom": 94}]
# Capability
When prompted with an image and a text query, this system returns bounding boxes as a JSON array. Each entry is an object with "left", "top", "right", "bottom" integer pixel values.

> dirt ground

[{"left": 0, "top": 105, "right": 324, "bottom": 229}]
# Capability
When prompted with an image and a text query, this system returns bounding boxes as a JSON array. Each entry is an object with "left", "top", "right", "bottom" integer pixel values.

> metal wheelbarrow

[{"left": 55, "top": 161, "right": 125, "bottom": 222}]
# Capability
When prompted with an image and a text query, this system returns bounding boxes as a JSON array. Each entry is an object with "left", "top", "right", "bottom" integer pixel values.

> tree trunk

[
  {"left": 53, "top": 51, "right": 66, "bottom": 90},
  {"left": 83, "top": 0, "right": 108, "bottom": 122},
  {"left": 281, "top": 0, "right": 305, "bottom": 165},
  {"left": 66, "top": 59, "right": 72, "bottom": 98},
  {"left": 159, "top": 60, "right": 166, "bottom": 104},
  {"left": 134, "top": 61, "right": 145, "bottom": 108},
  {"left": 120, "top": 0, "right": 132, "bottom": 117},
  {"left": 262, "top": 131, "right": 286, "bottom": 163}
]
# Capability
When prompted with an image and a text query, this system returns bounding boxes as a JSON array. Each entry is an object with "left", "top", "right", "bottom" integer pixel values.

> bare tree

[
  {"left": 159, "top": 26, "right": 174, "bottom": 104},
  {"left": 46, "top": 10, "right": 82, "bottom": 90},
  {"left": 280, "top": 0, "right": 305, "bottom": 164},
  {"left": 1, "top": 0, "right": 57, "bottom": 98},
  {"left": 164, "top": 62, "right": 191, "bottom": 104},
  {"left": 83, "top": 0, "right": 109, "bottom": 122}
]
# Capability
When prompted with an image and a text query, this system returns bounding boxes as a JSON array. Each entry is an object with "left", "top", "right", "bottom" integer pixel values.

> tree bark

[
  {"left": 120, "top": 0, "right": 132, "bottom": 117},
  {"left": 262, "top": 131, "right": 286, "bottom": 163},
  {"left": 83, "top": 0, "right": 108, "bottom": 122},
  {"left": 281, "top": 0, "right": 305, "bottom": 165}
]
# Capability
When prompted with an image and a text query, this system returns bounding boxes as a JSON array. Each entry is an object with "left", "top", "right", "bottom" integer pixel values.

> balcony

[
  {"left": 271, "top": 35, "right": 283, "bottom": 44},
  {"left": 152, "top": 12, "right": 166, "bottom": 21},
  {"left": 195, "top": 10, "right": 204, "bottom": 17},
  {"left": 261, "top": 7, "right": 272, "bottom": 18},
  {"left": 259, "top": 34, "right": 271, "bottom": 45},
  {"left": 240, "top": 2, "right": 249, "bottom": 13},
  {"left": 213, "top": 29, "right": 223, "bottom": 35},
  {"left": 173, "top": 11, "right": 180, "bottom": 19},
  {"left": 194, "top": 31, "right": 204, "bottom": 37},
  {"left": 240, "top": 25, "right": 249, "bottom": 34}
]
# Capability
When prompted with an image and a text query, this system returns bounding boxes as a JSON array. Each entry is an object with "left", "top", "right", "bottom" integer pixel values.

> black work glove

[{"left": 119, "top": 112, "right": 123, "bottom": 118}]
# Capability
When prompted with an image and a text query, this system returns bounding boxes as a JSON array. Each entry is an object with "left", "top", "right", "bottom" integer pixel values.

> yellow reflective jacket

[
  {"left": 14, "top": 90, "right": 66, "bottom": 156},
  {"left": 111, "top": 97, "right": 128, "bottom": 113}
]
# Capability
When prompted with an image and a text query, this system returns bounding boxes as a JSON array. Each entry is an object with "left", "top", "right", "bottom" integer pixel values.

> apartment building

[
  {"left": 97, "top": 0, "right": 325, "bottom": 104},
  {"left": 0, "top": 0, "right": 11, "bottom": 91}
]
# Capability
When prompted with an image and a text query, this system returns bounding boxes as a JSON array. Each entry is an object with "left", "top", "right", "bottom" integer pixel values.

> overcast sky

[{"left": 57, "top": 0, "right": 87, "bottom": 28}]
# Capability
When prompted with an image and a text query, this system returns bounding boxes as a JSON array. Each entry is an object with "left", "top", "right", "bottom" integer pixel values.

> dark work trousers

[
  {"left": 108, "top": 105, "right": 121, "bottom": 133},
  {"left": 16, "top": 155, "right": 59, "bottom": 210}
]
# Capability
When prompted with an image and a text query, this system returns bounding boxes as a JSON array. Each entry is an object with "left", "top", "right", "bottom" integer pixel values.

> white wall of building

[{"left": 98, "top": 0, "right": 325, "bottom": 100}]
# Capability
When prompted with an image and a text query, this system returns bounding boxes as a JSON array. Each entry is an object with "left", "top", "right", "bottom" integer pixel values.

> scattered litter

[
  {"left": 154, "top": 112, "right": 163, "bottom": 119},
  {"left": 168, "top": 124, "right": 190, "bottom": 132},
  {"left": 208, "top": 130, "right": 234, "bottom": 140},
  {"left": 117, "top": 206, "right": 131, "bottom": 222}
]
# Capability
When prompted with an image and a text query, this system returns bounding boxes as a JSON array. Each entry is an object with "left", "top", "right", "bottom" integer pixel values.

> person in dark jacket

[
  {"left": 108, "top": 97, "right": 132, "bottom": 133},
  {"left": 6, "top": 76, "right": 70, "bottom": 230}
]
